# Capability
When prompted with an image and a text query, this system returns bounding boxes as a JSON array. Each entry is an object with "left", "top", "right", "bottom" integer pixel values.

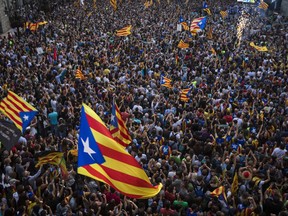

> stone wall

[{"left": 0, "top": 2, "right": 11, "bottom": 34}]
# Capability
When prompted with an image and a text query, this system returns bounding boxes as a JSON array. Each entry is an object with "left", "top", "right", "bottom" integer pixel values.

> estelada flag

[
  {"left": 0, "top": 91, "right": 38, "bottom": 133},
  {"left": 77, "top": 104, "right": 162, "bottom": 198},
  {"left": 110, "top": 101, "right": 132, "bottom": 147}
]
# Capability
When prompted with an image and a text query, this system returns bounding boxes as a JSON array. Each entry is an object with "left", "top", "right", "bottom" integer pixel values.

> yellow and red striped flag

[
  {"left": 211, "top": 186, "right": 227, "bottom": 203},
  {"left": 35, "top": 151, "right": 64, "bottom": 167},
  {"left": 259, "top": 1, "right": 268, "bottom": 10},
  {"left": 110, "top": 101, "right": 132, "bottom": 148},
  {"left": 35, "top": 151, "right": 68, "bottom": 179},
  {"left": 59, "top": 157, "right": 68, "bottom": 180},
  {"left": 177, "top": 40, "right": 189, "bottom": 49},
  {"left": 110, "top": 0, "right": 117, "bottom": 11},
  {"left": 77, "top": 104, "right": 163, "bottom": 198},
  {"left": 160, "top": 75, "right": 172, "bottom": 88},
  {"left": 220, "top": 10, "right": 228, "bottom": 19},
  {"left": 29, "top": 23, "right": 39, "bottom": 31},
  {"left": 116, "top": 25, "right": 132, "bottom": 37},
  {"left": 207, "top": 26, "right": 213, "bottom": 39},
  {"left": 231, "top": 171, "right": 239, "bottom": 195},
  {"left": 180, "top": 22, "right": 189, "bottom": 31},
  {"left": 180, "top": 88, "right": 191, "bottom": 102},
  {"left": 0, "top": 91, "right": 37, "bottom": 133},
  {"left": 75, "top": 68, "right": 86, "bottom": 80}
]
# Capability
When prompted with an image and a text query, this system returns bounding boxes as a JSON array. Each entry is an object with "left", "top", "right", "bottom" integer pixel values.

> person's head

[{"left": 164, "top": 200, "right": 171, "bottom": 209}]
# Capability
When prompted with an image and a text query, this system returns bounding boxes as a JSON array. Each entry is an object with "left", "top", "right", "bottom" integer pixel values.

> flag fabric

[
  {"left": 77, "top": 104, "right": 163, "bottom": 198},
  {"left": 206, "top": 26, "right": 213, "bottom": 39},
  {"left": 211, "top": 47, "right": 216, "bottom": 55},
  {"left": 110, "top": 0, "right": 117, "bottom": 11},
  {"left": 177, "top": 40, "right": 189, "bottom": 49},
  {"left": 203, "top": 2, "right": 211, "bottom": 16},
  {"left": 179, "top": 15, "right": 184, "bottom": 23},
  {"left": 68, "top": 149, "right": 78, "bottom": 157},
  {"left": 160, "top": 75, "right": 172, "bottom": 88},
  {"left": 0, "top": 91, "right": 38, "bottom": 133},
  {"left": 181, "top": 22, "right": 189, "bottom": 31},
  {"left": 250, "top": 42, "right": 268, "bottom": 52},
  {"left": 220, "top": 10, "right": 228, "bottom": 19},
  {"left": 35, "top": 151, "right": 64, "bottom": 167},
  {"left": 80, "top": 0, "right": 84, "bottom": 6},
  {"left": 0, "top": 119, "right": 21, "bottom": 151},
  {"left": 29, "top": 23, "right": 39, "bottom": 31},
  {"left": 37, "top": 21, "right": 48, "bottom": 26},
  {"left": 93, "top": 0, "right": 96, "bottom": 8},
  {"left": 110, "top": 101, "right": 132, "bottom": 148},
  {"left": 59, "top": 157, "right": 68, "bottom": 180},
  {"left": 190, "top": 17, "right": 207, "bottom": 34},
  {"left": 180, "top": 88, "right": 191, "bottom": 102},
  {"left": 116, "top": 25, "right": 132, "bottom": 37},
  {"left": 75, "top": 69, "right": 86, "bottom": 80},
  {"left": 231, "top": 171, "right": 239, "bottom": 195},
  {"left": 24, "top": 22, "right": 30, "bottom": 29},
  {"left": 259, "top": 1, "right": 268, "bottom": 10},
  {"left": 35, "top": 151, "right": 68, "bottom": 179},
  {"left": 144, "top": 0, "right": 153, "bottom": 8},
  {"left": 211, "top": 186, "right": 227, "bottom": 203}
]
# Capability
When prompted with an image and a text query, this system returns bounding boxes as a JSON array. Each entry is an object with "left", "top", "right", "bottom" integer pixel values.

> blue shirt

[{"left": 48, "top": 111, "right": 58, "bottom": 125}]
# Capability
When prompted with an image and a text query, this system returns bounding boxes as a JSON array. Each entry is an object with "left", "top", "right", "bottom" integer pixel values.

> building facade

[{"left": 0, "top": 1, "right": 11, "bottom": 33}]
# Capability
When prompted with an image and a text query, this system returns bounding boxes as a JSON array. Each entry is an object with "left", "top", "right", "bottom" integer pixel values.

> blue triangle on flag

[
  {"left": 78, "top": 106, "right": 105, "bottom": 167},
  {"left": 111, "top": 104, "right": 118, "bottom": 127},
  {"left": 19, "top": 111, "right": 37, "bottom": 133}
]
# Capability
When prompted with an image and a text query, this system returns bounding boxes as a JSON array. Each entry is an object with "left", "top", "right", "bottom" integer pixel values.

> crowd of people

[{"left": 0, "top": 0, "right": 288, "bottom": 215}]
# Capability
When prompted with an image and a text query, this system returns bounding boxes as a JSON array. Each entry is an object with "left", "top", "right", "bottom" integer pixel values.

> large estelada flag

[
  {"left": 110, "top": 101, "right": 132, "bottom": 148},
  {"left": 77, "top": 104, "right": 162, "bottom": 198},
  {"left": 0, "top": 119, "right": 21, "bottom": 150},
  {"left": 0, "top": 91, "right": 38, "bottom": 133}
]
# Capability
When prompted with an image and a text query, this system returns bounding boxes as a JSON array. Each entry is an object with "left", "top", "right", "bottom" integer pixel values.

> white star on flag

[
  {"left": 111, "top": 114, "right": 115, "bottom": 123},
  {"left": 23, "top": 115, "right": 29, "bottom": 121},
  {"left": 81, "top": 137, "right": 96, "bottom": 160}
]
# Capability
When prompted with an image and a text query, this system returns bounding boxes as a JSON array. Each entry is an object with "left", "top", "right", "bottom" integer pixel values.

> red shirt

[
  {"left": 223, "top": 115, "right": 233, "bottom": 123},
  {"left": 160, "top": 208, "right": 176, "bottom": 216}
]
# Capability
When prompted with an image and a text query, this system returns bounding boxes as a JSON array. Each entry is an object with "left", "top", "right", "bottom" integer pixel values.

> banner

[{"left": 0, "top": 119, "right": 21, "bottom": 150}]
